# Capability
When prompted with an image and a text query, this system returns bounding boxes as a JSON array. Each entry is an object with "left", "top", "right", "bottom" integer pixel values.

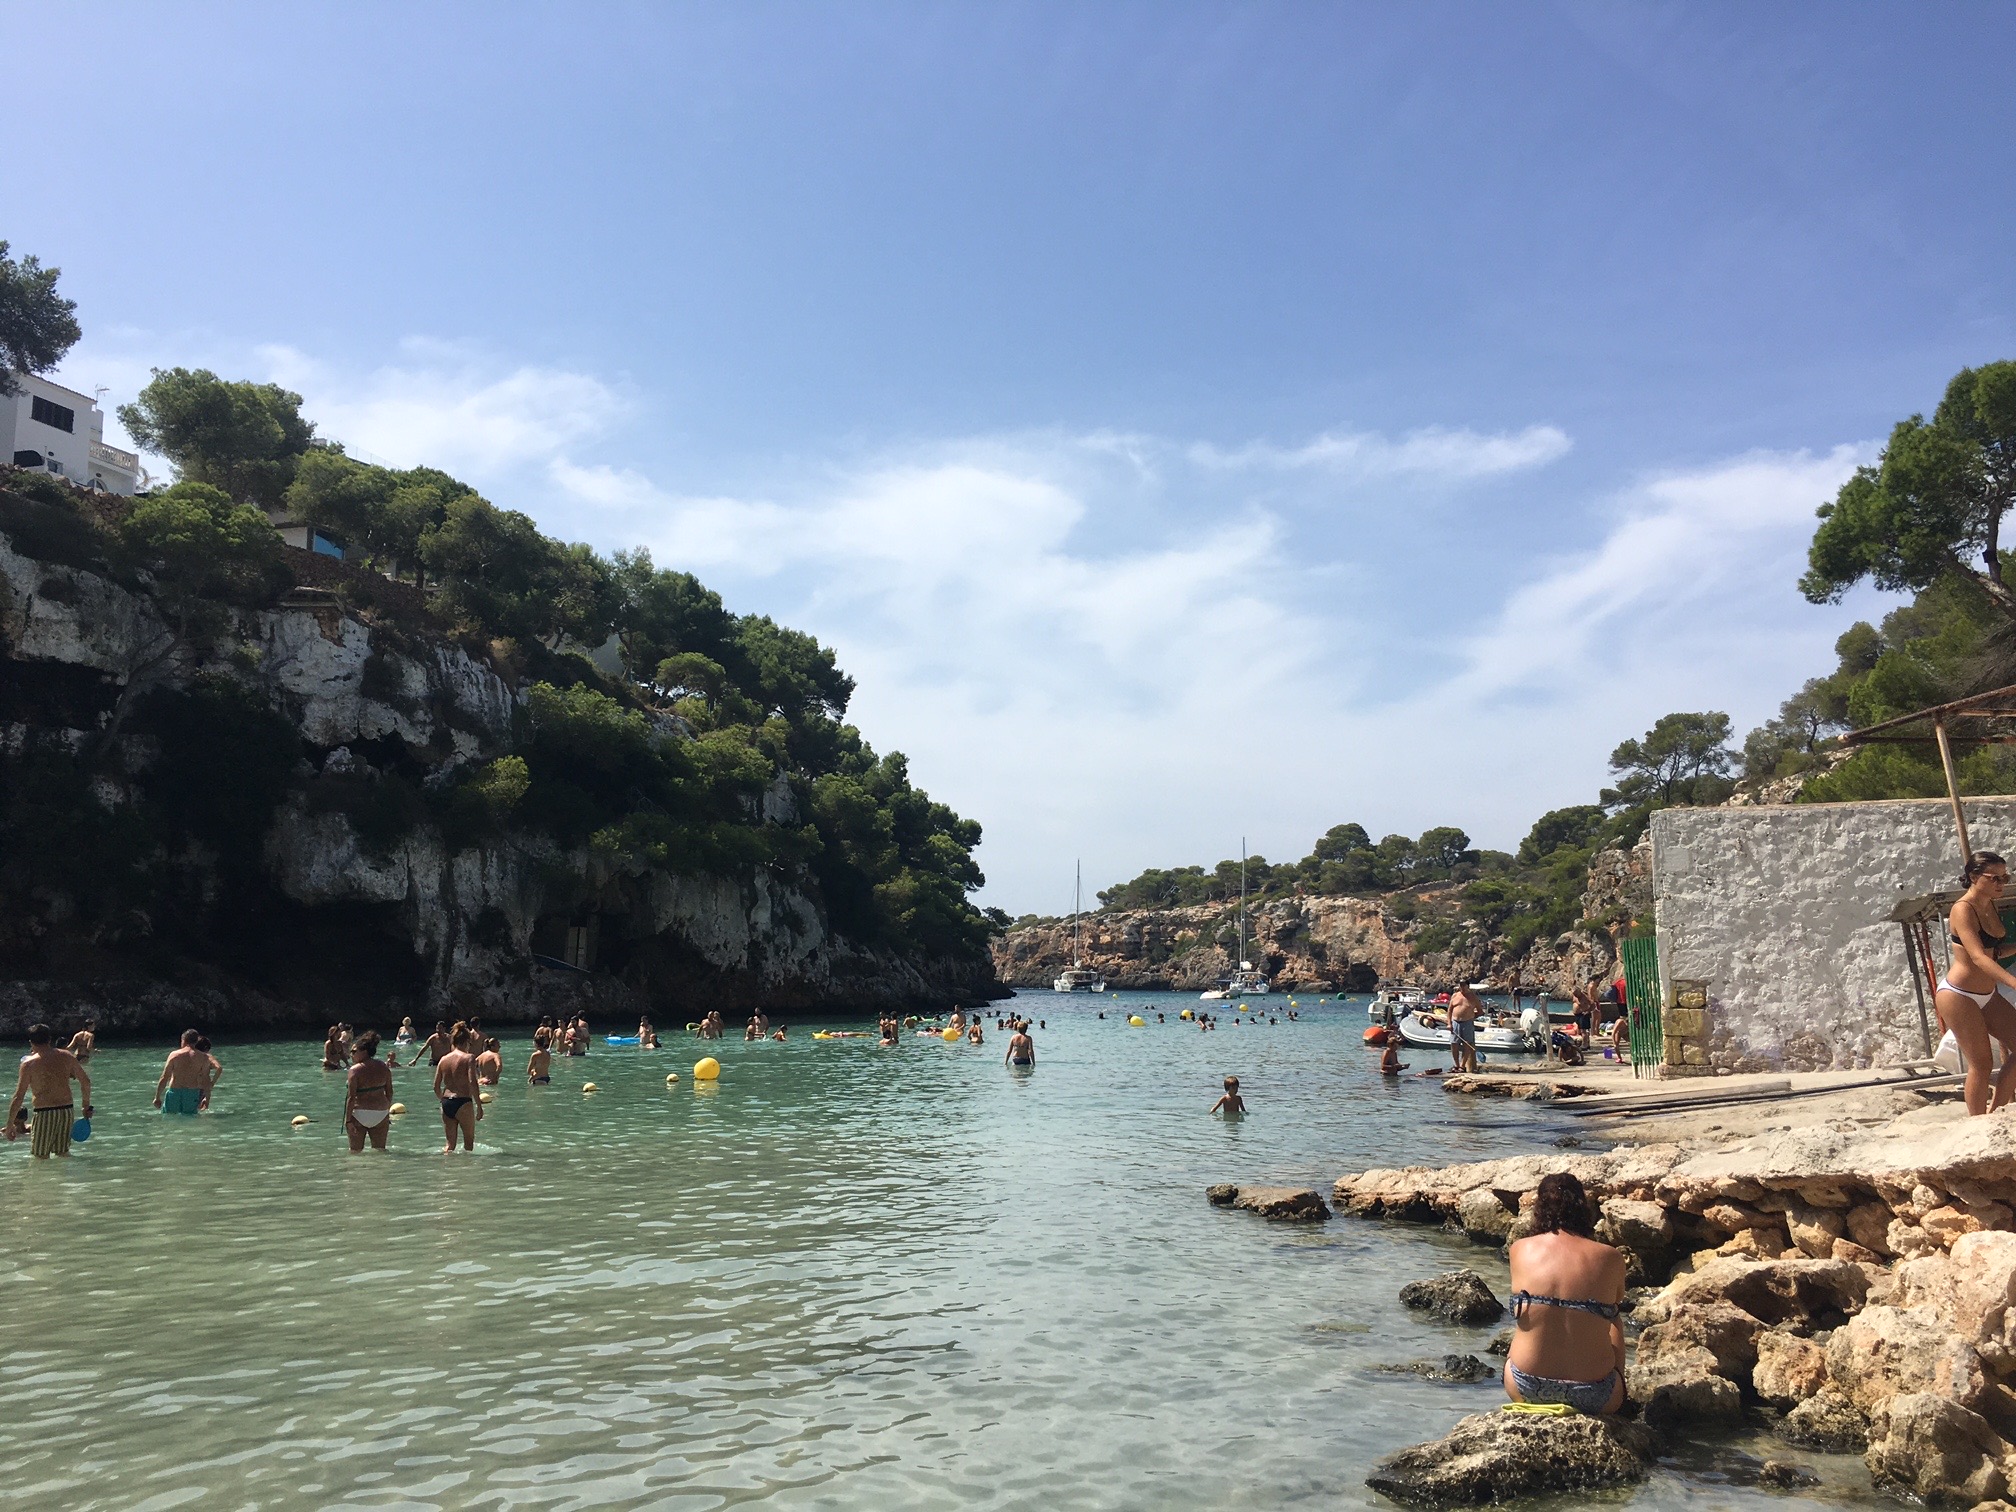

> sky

[{"left": 7, "top": 2, "right": 2015, "bottom": 913}]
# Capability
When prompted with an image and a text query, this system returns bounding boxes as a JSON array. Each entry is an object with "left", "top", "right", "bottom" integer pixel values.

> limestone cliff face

[
  {"left": 993, "top": 841, "right": 1650, "bottom": 994},
  {"left": 0, "top": 519, "right": 999, "bottom": 1034}
]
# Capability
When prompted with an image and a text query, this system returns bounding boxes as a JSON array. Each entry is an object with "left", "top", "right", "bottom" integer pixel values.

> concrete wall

[{"left": 1651, "top": 797, "right": 2016, "bottom": 1072}]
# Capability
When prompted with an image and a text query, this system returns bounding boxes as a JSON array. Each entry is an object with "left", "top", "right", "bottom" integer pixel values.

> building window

[{"left": 30, "top": 395, "right": 76, "bottom": 433}]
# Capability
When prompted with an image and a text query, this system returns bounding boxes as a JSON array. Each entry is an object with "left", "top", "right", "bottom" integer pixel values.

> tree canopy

[
  {"left": 1802, "top": 362, "right": 2016, "bottom": 617},
  {"left": 1602, "top": 712, "right": 1736, "bottom": 810},
  {"left": 0, "top": 241, "right": 80, "bottom": 397},
  {"left": 119, "top": 368, "right": 317, "bottom": 508}
]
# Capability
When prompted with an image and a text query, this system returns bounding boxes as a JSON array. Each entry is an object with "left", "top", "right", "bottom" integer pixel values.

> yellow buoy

[
  {"left": 941, "top": 1026, "right": 960, "bottom": 1042},
  {"left": 582, "top": 1082, "right": 598, "bottom": 1093},
  {"left": 290, "top": 1115, "right": 311, "bottom": 1127},
  {"left": 665, "top": 1072, "right": 680, "bottom": 1086},
  {"left": 694, "top": 1056, "right": 721, "bottom": 1080},
  {"left": 1127, "top": 1015, "right": 1145, "bottom": 1026},
  {"left": 389, "top": 1102, "right": 407, "bottom": 1115},
  {"left": 479, "top": 1091, "right": 495, "bottom": 1103},
  {"left": 1180, "top": 1009, "right": 1193, "bottom": 1021}
]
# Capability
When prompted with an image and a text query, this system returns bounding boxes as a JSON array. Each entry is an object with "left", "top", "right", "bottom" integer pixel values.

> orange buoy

[{"left": 1364, "top": 1026, "right": 1391, "bottom": 1045}]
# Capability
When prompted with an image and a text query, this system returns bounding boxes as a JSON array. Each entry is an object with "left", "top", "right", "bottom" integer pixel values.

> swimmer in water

[
  {"left": 396, "top": 1016, "right": 417, "bottom": 1046},
  {"left": 476, "top": 1036, "right": 502, "bottom": 1086},
  {"left": 1379, "top": 1040, "right": 1408, "bottom": 1076},
  {"left": 526, "top": 1031, "right": 552, "bottom": 1085},
  {"left": 746, "top": 1016, "right": 761, "bottom": 1041},
  {"left": 1210, "top": 1076, "right": 1247, "bottom": 1117},
  {"left": 1005, "top": 1025, "right": 1035, "bottom": 1068},
  {"left": 321, "top": 1025, "right": 346, "bottom": 1070},
  {"left": 422, "top": 1021, "right": 453, "bottom": 1066},
  {"left": 345, "top": 1031, "right": 395, "bottom": 1152},
  {"left": 434, "top": 1026, "right": 483, "bottom": 1152},
  {"left": 64, "top": 1021, "right": 97, "bottom": 1063},
  {"left": 198, "top": 1035, "right": 221, "bottom": 1109}
]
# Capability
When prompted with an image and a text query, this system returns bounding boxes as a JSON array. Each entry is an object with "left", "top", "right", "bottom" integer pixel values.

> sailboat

[
  {"left": 1200, "top": 840, "right": 1272, "bottom": 1000},
  {"left": 1052, "top": 860, "right": 1107, "bottom": 993}
]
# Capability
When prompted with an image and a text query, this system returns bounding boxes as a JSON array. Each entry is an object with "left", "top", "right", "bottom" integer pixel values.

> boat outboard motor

[{"left": 1518, "top": 1006, "right": 1545, "bottom": 1038}]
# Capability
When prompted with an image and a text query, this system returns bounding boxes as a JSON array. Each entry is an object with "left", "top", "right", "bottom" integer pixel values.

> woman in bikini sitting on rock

[
  {"left": 1503, "top": 1172, "right": 1626, "bottom": 1415},
  {"left": 1938, "top": 851, "right": 2016, "bottom": 1117}
]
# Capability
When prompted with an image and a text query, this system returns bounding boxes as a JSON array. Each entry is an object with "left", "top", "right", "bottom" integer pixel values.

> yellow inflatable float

[
  {"left": 1179, "top": 1009, "right": 1194, "bottom": 1021},
  {"left": 389, "top": 1102, "right": 407, "bottom": 1115},
  {"left": 290, "top": 1115, "right": 311, "bottom": 1127},
  {"left": 941, "top": 1026, "right": 960, "bottom": 1042},
  {"left": 694, "top": 1056, "right": 721, "bottom": 1080},
  {"left": 665, "top": 1072, "right": 680, "bottom": 1086},
  {"left": 582, "top": 1082, "right": 597, "bottom": 1093}
]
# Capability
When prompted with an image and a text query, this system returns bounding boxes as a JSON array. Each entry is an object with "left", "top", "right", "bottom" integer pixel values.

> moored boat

[{"left": 1393, "top": 1011, "right": 1540, "bottom": 1055}]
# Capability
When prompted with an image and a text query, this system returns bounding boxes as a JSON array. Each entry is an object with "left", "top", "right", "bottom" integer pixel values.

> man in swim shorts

[
  {"left": 9, "top": 1024, "right": 92, "bottom": 1159},
  {"left": 526, "top": 1032, "right": 552, "bottom": 1084},
  {"left": 422, "top": 1021, "right": 453, "bottom": 1066},
  {"left": 434, "top": 1026, "right": 483, "bottom": 1152},
  {"left": 155, "top": 1029, "right": 210, "bottom": 1115}
]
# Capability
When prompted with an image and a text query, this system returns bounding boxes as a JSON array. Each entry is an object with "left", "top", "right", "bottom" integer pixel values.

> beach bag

[{"left": 1935, "top": 1030, "right": 1961, "bottom": 1072}]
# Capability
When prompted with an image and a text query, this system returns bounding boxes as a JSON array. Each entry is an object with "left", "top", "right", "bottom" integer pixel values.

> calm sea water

[{"left": 1, "top": 991, "right": 1878, "bottom": 1511}]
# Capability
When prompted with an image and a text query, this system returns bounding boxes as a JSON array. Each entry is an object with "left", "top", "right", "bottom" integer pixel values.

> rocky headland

[
  {"left": 993, "top": 842, "right": 1648, "bottom": 994},
  {"left": 0, "top": 477, "right": 1002, "bottom": 1036}
]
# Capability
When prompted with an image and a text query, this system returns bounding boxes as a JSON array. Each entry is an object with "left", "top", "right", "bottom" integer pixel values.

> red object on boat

[
  {"left": 1432, "top": 993, "right": 1451, "bottom": 1006},
  {"left": 1364, "top": 1026, "right": 1391, "bottom": 1045}
]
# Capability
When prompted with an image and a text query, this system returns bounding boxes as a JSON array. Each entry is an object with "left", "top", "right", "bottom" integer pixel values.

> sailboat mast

[
  {"left": 1073, "top": 859, "right": 1082, "bottom": 968},
  {"left": 1238, "top": 838, "right": 1247, "bottom": 966}
]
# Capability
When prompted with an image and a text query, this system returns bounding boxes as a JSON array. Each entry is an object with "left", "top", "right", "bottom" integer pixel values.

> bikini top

[{"left": 1509, "top": 1290, "right": 1621, "bottom": 1322}]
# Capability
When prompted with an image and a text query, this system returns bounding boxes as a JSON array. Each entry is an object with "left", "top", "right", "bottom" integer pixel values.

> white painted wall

[
  {"left": 1651, "top": 797, "right": 2016, "bottom": 1072},
  {"left": 1, "top": 374, "right": 139, "bottom": 494}
]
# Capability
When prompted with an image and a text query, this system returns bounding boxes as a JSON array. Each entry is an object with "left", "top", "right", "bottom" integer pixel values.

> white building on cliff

[{"left": 3, "top": 373, "right": 143, "bottom": 495}]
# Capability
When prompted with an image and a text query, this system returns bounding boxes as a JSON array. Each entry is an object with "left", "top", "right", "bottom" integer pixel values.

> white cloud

[{"left": 1189, "top": 423, "right": 1573, "bottom": 478}]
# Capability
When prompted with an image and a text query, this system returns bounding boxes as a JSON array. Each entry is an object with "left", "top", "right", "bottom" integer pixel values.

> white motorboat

[
  {"left": 1394, "top": 1011, "right": 1540, "bottom": 1055},
  {"left": 1052, "top": 861, "right": 1108, "bottom": 993},
  {"left": 1366, "top": 985, "right": 1429, "bottom": 1022},
  {"left": 1200, "top": 840, "right": 1271, "bottom": 1000}
]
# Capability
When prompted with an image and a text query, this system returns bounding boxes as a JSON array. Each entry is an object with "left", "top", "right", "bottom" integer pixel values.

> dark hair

[
  {"left": 1531, "top": 1172, "right": 1596, "bottom": 1237},
  {"left": 356, "top": 1031, "right": 381, "bottom": 1059},
  {"left": 1965, "top": 851, "right": 2009, "bottom": 886},
  {"left": 27, "top": 1023, "right": 52, "bottom": 1046},
  {"left": 196, "top": 1036, "right": 212, "bottom": 1052},
  {"left": 182, "top": 1028, "right": 202, "bottom": 1046}
]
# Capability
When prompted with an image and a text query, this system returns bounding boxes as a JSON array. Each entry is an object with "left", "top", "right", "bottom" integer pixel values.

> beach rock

[
  {"left": 1400, "top": 1270, "right": 1505, "bottom": 1326},
  {"left": 1456, "top": 1187, "right": 1516, "bottom": 1242},
  {"left": 1848, "top": 1201, "right": 1897, "bottom": 1257},
  {"left": 1786, "top": 1202, "right": 1847, "bottom": 1259},
  {"left": 1719, "top": 1226, "right": 1792, "bottom": 1261},
  {"left": 1644, "top": 1256, "right": 1869, "bottom": 1328},
  {"left": 1827, "top": 1305, "right": 1986, "bottom": 1413},
  {"left": 1753, "top": 1331, "right": 1829, "bottom": 1408},
  {"left": 1629, "top": 1342, "right": 1742, "bottom": 1427},
  {"left": 1892, "top": 1218, "right": 1944, "bottom": 1259},
  {"left": 1221, "top": 1185, "right": 1331, "bottom": 1221},
  {"left": 1865, "top": 1393, "right": 2011, "bottom": 1506},
  {"left": 1781, "top": 1388, "right": 1868, "bottom": 1452},
  {"left": 1951, "top": 1231, "right": 2016, "bottom": 1371},
  {"left": 1928, "top": 1206, "right": 1997, "bottom": 1249},
  {"left": 1485, "top": 1328, "right": 1513, "bottom": 1357},
  {"left": 1756, "top": 1459, "right": 1820, "bottom": 1490},
  {"left": 1376, "top": 1354, "right": 1496, "bottom": 1383},
  {"left": 1635, "top": 1300, "right": 1762, "bottom": 1381},
  {"left": 1364, "top": 1409, "right": 1657, "bottom": 1506},
  {"left": 1206, "top": 1184, "right": 1238, "bottom": 1206},
  {"left": 1834, "top": 1238, "right": 1887, "bottom": 1265},
  {"left": 1598, "top": 1197, "right": 1674, "bottom": 1266}
]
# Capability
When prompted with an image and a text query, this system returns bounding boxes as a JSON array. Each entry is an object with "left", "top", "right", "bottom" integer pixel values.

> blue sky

[{"left": 8, "top": 2, "right": 2014, "bottom": 911}]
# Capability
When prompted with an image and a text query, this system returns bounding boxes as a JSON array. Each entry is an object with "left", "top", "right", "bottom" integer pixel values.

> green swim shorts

[{"left": 162, "top": 1087, "right": 203, "bottom": 1116}]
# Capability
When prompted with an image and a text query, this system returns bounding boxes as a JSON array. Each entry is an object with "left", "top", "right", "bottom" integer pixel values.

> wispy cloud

[{"left": 1188, "top": 423, "right": 1572, "bottom": 478}]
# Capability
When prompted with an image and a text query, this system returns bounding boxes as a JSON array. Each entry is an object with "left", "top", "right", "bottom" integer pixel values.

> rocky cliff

[
  {"left": 992, "top": 841, "right": 1650, "bottom": 993},
  {"left": 0, "top": 486, "right": 1000, "bottom": 1036}
]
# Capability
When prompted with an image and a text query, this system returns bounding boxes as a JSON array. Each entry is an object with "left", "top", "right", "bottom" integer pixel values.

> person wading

[{"left": 8, "top": 1024, "right": 92, "bottom": 1160}]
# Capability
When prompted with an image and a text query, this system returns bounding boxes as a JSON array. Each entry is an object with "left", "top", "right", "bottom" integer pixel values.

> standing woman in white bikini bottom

[
  {"left": 1938, "top": 852, "right": 2016, "bottom": 1116},
  {"left": 345, "top": 1031, "right": 397, "bottom": 1151}
]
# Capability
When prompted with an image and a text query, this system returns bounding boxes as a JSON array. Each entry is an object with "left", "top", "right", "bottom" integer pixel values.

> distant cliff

[
  {"left": 0, "top": 475, "right": 1001, "bottom": 1035},
  {"left": 993, "top": 842, "right": 1649, "bottom": 993}
]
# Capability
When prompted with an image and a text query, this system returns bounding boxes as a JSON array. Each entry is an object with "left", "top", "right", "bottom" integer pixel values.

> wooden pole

[
  {"left": 1903, "top": 921, "right": 1934, "bottom": 1056},
  {"left": 1936, "top": 720, "right": 1973, "bottom": 863}
]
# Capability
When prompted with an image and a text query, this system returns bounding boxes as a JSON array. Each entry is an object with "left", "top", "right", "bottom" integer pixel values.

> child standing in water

[{"left": 1210, "top": 1076, "right": 1247, "bottom": 1117}]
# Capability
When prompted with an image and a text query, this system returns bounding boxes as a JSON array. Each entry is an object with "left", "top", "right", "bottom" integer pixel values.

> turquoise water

[{"left": 1, "top": 991, "right": 1876, "bottom": 1510}]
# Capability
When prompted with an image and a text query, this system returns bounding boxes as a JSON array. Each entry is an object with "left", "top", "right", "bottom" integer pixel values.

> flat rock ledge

[
  {"left": 1400, "top": 1270, "right": 1506, "bottom": 1326},
  {"left": 1205, "top": 1184, "right": 1331, "bottom": 1221},
  {"left": 1366, "top": 1410, "right": 1656, "bottom": 1506}
]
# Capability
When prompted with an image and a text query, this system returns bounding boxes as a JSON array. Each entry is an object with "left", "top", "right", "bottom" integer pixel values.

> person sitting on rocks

[{"left": 1503, "top": 1172, "right": 1626, "bottom": 1415}]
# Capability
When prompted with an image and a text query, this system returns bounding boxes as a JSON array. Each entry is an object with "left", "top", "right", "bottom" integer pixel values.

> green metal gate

[{"left": 1621, "top": 935, "right": 1663, "bottom": 1077}]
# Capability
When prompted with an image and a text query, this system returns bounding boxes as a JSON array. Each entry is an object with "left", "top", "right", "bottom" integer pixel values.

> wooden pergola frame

[{"left": 1838, "top": 680, "right": 2016, "bottom": 863}]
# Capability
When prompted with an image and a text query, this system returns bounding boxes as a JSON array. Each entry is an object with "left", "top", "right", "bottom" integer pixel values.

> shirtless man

[
  {"left": 476, "top": 1036, "right": 503, "bottom": 1086},
  {"left": 434, "top": 1027, "right": 484, "bottom": 1152},
  {"left": 745, "top": 1016, "right": 761, "bottom": 1041},
  {"left": 64, "top": 1021, "right": 97, "bottom": 1063},
  {"left": 1005, "top": 1025, "right": 1035, "bottom": 1069},
  {"left": 1449, "top": 983, "right": 1484, "bottom": 1074},
  {"left": 9, "top": 1024, "right": 91, "bottom": 1159},
  {"left": 198, "top": 1034, "right": 222, "bottom": 1110},
  {"left": 155, "top": 1029, "right": 210, "bottom": 1116},
  {"left": 526, "top": 1033, "right": 552, "bottom": 1085},
  {"left": 421, "top": 1021, "right": 453, "bottom": 1067}
]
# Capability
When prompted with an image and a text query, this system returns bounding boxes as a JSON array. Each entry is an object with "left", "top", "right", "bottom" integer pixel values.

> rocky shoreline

[{"left": 1225, "top": 1079, "right": 2016, "bottom": 1505}]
